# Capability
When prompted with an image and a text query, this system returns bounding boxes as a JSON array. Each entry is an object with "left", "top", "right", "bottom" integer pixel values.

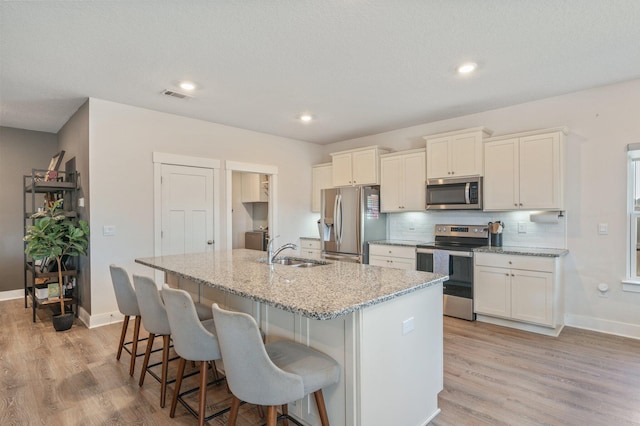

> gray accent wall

[
  {"left": 57, "top": 101, "right": 90, "bottom": 314},
  {"left": 0, "top": 126, "right": 58, "bottom": 294}
]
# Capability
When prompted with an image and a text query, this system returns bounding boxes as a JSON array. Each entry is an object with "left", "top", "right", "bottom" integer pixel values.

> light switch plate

[
  {"left": 518, "top": 222, "right": 527, "bottom": 233},
  {"left": 103, "top": 225, "right": 116, "bottom": 236},
  {"left": 598, "top": 223, "right": 608, "bottom": 235}
]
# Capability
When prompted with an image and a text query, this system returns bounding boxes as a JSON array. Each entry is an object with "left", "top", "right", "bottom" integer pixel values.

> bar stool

[
  {"left": 132, "top": 275, "right": 176, "bottom": 408},
  {"left": 109, "top": 264, "right": 146, "bottom": 376},
  {"left": 134, "top": 275, "right": 216, "bottom": 408},
  {"left": 212, "top": 304, "right": 340, "bottom": 426},
  {"left": 162, "top": 287, "right": 228, "bottom": 426}
]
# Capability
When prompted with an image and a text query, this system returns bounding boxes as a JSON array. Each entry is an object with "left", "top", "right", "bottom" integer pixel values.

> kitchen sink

[{"left": 258, "top": 256, "right": 331, "bottom": 267}]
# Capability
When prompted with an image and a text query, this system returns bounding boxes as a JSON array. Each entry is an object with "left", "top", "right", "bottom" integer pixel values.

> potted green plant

[{"left": 24, "top": 198, "right": 89, "bottom": 331}]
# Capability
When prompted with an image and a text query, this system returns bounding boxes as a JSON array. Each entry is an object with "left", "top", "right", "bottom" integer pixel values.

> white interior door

[{"left": 161, "top": 164, "right": 214, "bottom": 255}]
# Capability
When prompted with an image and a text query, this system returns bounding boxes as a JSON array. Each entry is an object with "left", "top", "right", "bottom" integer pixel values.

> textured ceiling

[{"left": 1, "top": 1, "right": 640, "bottom": 144}]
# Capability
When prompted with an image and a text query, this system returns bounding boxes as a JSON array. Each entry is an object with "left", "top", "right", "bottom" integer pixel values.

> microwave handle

[{"left": 465, "top": 182, "right": 470, "bottom": 204}]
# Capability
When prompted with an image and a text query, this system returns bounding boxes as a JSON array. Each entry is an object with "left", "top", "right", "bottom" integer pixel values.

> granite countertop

[
  {"left": 136, "top": 249, "right": 446, "bottom": 320},
  {"left": 368, "top": 240, "right": 430, "bottom": 247},
  {"left": 474, "top": 246, "right": 569, "bottom": 257}
]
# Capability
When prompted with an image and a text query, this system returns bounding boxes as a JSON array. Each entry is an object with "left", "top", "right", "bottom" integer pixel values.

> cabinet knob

[
  {"left": 508, "top": 261, "right": 512, "bottom": 264},
  {"left": 505, "top": 273, "right": 509, "bottom": 276},
  {"left": 451, "top": 171, "right": 455, "bottom": 175},
  {"left": 519, "top": 203, "right": 523, "bottom": 206},
  {"left": 514, "top": 203, "right": 518, "bottom": 207},
  {"left": 511, "top": 274, "right": 515, "bottom": 277}
]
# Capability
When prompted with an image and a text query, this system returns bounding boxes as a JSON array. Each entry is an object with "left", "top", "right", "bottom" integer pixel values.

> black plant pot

[{"left": 52, "top": 312, "right": 74, "bottom": 332}]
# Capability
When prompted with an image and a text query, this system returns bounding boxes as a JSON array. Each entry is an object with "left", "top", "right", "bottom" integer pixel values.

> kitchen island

[{"left": 136, "top": 249, "right": 447, "bottom": 426}]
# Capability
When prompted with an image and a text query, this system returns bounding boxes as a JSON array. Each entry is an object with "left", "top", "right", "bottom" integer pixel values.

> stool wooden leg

[
  {"left": 313, "top": 390, "right": 330, "bottom": 426},
  {"left": 281, "top": 404, "right": 289, "bottom": 426},
  {"left": 160, "top": 335, "right": 170, "bottom": 408},
  {"left": 117, "top": 316, "right": 129, "bottom": 360},
  {"left": 129, "top": 315, "right": 141, "bottom": 376},
  {"left": 228, "top": 395, "right": 241, "bottom": 426},
  {"left": 256, "top": 404, "right": 265, "bottom": 418},
  {"left": 198, "top": 361, "right": 207, "bottom": 426},
  {"left": 266, "top": 405, "right": 278, "bottom": 426},
  {"left": 170, "top": 357, "right": 186, "bottom": 418},
  {"left": 138, "top": 333, "right": 155, "bottom": 386}
]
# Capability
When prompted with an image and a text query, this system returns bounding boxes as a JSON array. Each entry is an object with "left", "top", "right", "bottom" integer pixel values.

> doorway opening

[{"left": 225, "top": 161, "right": 278, "bottom": 251}]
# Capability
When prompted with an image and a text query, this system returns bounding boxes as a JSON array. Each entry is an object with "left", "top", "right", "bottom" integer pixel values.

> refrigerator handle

[
  {"left": 336, "top": 194, "right": 343, "bottom": 245},
  {"left": 356, "top": 188, "right": 362, "bottom": 253},
  {"left": 334, "top": 193, "right": 341, "bottom": 245}
]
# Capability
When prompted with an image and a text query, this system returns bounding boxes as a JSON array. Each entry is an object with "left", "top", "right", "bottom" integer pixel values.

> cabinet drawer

[
  {"left": 369, "top": 244, "right": 415, "bottom": 259},
  {"left": 300, "top": 248, "right": 321, "bottom": 259},
  {"left": 300, "top": 239, "right": 321, "bottom": 250},
  {"left": 369, "top": 255, "right": 415, "bottom": 270},
  {"left": 475, "top": 252, "right": 554, "bottom": 273}
]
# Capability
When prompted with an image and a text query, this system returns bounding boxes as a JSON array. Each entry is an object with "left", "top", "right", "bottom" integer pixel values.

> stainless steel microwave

[{"left": 426, "top": 176, "right": 482, "bottom": 210}]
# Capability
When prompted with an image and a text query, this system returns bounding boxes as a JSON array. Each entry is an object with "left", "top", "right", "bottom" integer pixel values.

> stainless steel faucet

[{"left": 267, "top": 235, "right": 298, "bottom": 265}]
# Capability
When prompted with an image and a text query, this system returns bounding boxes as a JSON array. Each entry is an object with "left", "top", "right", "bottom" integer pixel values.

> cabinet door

[
  {"left": 352, "top": 149, "right": 377, "bottom": 185},
  {"left": 426, "top": 136, "right": 451, "bottom": 179},
  {"left": 511, "top": 269, "right": 554, "bottom": 326},
  {"left": 402, "top": 152, "right": 426, "bottom": 211},
  {"left": 450, "top": 133, "right": 482, "bottom": 177},
  {"left": 474, "top": 266, "right": 511, "bottom": 318},
  {"left": 332, "top": 152, "right": 353, "bottom": 186},
  {"left": 519, "top": 132, "right": 561, "bottom": 210},
  {"left": 483, "top": 138, "right": 519, "bottom": 210},
  {"left": 241, "top": 173, "right": 259, "bottom": 202},
  {"left": 380, "top": 156, "right": 403, "bottom": 212},
  {"left": 312, "top": 164, "right": 333, "bottom": 212}
]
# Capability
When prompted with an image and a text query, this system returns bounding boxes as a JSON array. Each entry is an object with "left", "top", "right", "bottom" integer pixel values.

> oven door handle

[{"left": 416, "top": 248, "right": 473, "bottom": 258}]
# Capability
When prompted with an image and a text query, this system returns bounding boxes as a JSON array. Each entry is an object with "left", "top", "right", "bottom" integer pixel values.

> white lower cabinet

[
  {"left": 368, "top": 244, "right": 416, "bottom": 270},
  {"left": 299, "top": 238, "right": 321, "bottom": 259},
  {"left": 474, "top": 252, "right": 563, "bottom": 335}
]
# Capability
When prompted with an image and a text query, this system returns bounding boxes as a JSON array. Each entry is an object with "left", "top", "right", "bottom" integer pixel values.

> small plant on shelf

[{"left": 24, "top": 198, "right": 89, "bottom": 331}]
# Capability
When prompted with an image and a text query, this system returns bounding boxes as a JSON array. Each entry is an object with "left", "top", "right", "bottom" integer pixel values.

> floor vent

[{"left": 161, "top": 89, "right": 192, "bottom": 99}]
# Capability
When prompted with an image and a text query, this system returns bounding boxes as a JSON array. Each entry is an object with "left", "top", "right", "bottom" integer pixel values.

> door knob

[{"left": 207, "top": 240, "right": 214, "bottom": 245}]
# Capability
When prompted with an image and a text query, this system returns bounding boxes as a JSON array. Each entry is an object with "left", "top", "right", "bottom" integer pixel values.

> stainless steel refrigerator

[{"left": 320, "top": 186, "right": 387, "bottom": 263}]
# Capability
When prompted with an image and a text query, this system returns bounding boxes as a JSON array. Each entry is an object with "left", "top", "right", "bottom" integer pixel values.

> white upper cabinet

[
  {"left": 424, "top": 127, "right": 493, "bottom": 179},
  {"left": 330, "top": 146, "right": 388, "bottom": 187},
  {"left": 241, "top": 173, "right": 269, "bottom": 202},
  {"left": 484, "top": 128, "right": 565, "bottom": 211},
  {"left": 311, "top": 163, "right": 333, "bottom": 212},
  {"left": 380, "top": 149, "right": 426, "bottom": 212}
]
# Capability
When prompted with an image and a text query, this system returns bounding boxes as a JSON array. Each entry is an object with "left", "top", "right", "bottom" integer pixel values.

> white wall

[
  {"left": 88, "top": 98, "right": 323, "bottom": 321},
  {"left": 321, "top": 79, "right": 640, "bottom": 338}
]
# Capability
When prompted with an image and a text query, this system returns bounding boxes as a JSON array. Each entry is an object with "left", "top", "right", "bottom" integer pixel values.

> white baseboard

[
  {"left": 79, "top": 309, "right": 124, "bottom": 329},
  {"left": 564, "top": 313, "right": 640, "bottom": 340},
  {"left": 476, "top": 315, "right": 564, "bottom": 337},
  {"left": 0, "top": 289, "right": 25, "bottom": 301}
]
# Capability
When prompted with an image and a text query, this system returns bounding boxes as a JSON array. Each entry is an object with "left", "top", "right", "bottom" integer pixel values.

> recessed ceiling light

[
  {"left": 457, "top": 62, "right": 478, "bottom": 74},
  {"left": 179, "top": 81, "right": 196, "bottom": 91},
  {"left": 299, "top": 114, "right": 313, "bottom": 122}
]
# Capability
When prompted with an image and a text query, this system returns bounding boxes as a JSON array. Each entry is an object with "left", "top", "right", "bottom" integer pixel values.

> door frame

[{"left": 225, "top": 160, "right": 278, "bottom": 251}]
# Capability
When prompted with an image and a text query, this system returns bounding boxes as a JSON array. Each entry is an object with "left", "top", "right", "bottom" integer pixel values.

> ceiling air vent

[{"left": 161, "top": 89, "right": 192, "bottom": 99}]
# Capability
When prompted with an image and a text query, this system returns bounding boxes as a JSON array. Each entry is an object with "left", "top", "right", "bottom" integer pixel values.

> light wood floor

[{"left": 2, "top": 298, "right": 640, "bottom": 425}]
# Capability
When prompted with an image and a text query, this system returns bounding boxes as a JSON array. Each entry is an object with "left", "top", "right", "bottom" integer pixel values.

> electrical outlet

[
  {"left": 598, "top": 223, "right": 608, "bottom": 235},
  {"left": 518, "top": 222, "right": 527, "bottom": 233},
  {"left": 402, "top": 317, "right": 414, "bottom": 335}
]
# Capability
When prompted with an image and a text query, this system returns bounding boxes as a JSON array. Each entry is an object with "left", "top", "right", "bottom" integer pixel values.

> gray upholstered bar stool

[
  {"left": 109, "top": 264, "right": 146, "bottom": 376},
  {"left": 132, "top": 274, "right": 176, "bottom": 408},
  {"left": 134, "top": 275, "right": 216, "bottom": 407},
  {"left": 212, "top": 304, "right": 340, "bottom": 426},
  {"left": 162, "top": 287, "right": 228, "bottom": 426}
]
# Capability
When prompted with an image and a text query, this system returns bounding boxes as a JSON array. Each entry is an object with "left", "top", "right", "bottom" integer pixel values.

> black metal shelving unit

[{"left": 23, "top": 169, "right": 80, "bottom": 322}]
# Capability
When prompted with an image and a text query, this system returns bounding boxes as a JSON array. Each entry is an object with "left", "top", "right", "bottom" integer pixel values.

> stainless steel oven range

[{"left": 416, "top": 224, "right": 489, "bottom": 321}]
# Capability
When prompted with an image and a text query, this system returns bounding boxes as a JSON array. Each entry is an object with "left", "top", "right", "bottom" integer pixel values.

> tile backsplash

[{"left": 388, "top": 210, "right": 566, "bottom": 249}]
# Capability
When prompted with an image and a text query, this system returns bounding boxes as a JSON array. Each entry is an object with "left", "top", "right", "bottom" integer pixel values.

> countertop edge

[
  {"left": 135, "top": 257, "right": 447, "bottom": 320},
  {"left": 473, "top": 246, "right": 569, "bottom": 257}
]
